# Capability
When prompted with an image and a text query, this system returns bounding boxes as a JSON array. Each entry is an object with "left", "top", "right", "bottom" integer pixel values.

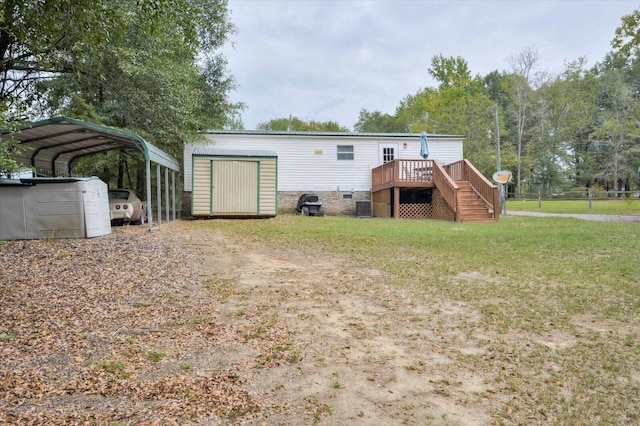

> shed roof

[
  {"left": 192, "top": 147, "right": 277, "bottom": 157},
  {"left": 1, "top": 116, "right": 179, "bottom": 176}
]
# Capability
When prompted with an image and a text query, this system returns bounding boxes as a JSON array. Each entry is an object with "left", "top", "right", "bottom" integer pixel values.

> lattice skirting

[
  {"left": 373, "top": 188, "right": 454, "bottom": 220},
  {"left": 432, "top": 189, "right": 455, "bottom": 221},
  {"left": 399, "top": 203, "right": 431, "bottom": 218}
]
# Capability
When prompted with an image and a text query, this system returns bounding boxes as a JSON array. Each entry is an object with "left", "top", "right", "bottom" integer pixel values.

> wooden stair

[{"left": 456, "top": 181, "right": 495, "bottom": 222}]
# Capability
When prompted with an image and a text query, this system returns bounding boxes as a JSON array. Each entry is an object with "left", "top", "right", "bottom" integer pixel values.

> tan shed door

[
  {"left": 212, "top": 160, "right": 258, "bottom": 213},
  {"left": 191, "top": 158, "right": 213, "bottom": 216}
]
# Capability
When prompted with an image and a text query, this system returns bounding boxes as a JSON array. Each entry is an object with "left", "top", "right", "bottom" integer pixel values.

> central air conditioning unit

[{"left": 355, "top": 200, "right": 371, "bottom": 217}]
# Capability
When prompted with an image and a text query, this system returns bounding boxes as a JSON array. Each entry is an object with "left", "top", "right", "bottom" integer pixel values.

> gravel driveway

[{"left": 506, "top": 211, "right": 640, "bottom": 223}]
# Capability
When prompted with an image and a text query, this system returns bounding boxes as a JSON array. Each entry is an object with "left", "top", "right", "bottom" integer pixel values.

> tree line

[
  {"left": 0, "top": 0, "right": 242, "bottom": 190},
  {"left": 352, "top": 47, "right": 640, "bottom": 197},
  {"left": 2, "top": 3, "right": 640, "bottom": 197},
  {"left": 264, "top": 12, "right": 640, "bottom": 197}
]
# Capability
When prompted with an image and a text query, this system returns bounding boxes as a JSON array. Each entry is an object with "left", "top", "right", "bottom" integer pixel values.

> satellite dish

[{"left": 492, "top": 170, "right": 513, "bottom": 184}]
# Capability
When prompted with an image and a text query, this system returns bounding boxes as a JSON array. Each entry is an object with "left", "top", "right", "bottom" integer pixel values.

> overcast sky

[{"left": 222, "top": 0, "right": 638, "bottom": 131}]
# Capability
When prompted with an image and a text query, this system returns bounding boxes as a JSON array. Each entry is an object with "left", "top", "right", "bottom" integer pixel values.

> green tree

[
  {"left": 557, "top": 59, "right": 601, "bottom": 189},
  {"left": 393, "top": 55, "right": 502, "bottom": 177},
  {"left": 429, "top": 55, "right": 473, "bottom": 89},
  {"left": 612, "top": 9, "right": 640, "bottom": 56},
  {"left": 483, "top": 70, "right": 519, "bottom": 182},
  {"left": 257, "top": 116, "right": 349, "bottom": 132},
  {"left": 506, "top": 46, "right": 539, "bottom": 196},
  {"left": 0, "top": 0, "right": 125, "bottom": 173},
  {"left": 0, "top": 111, "right": 24, "bottom": 175},
  {"left": 526, "top": 75, "right": 574, "bottom": 196},
  {"left": 591, "top": 53, "right": 640, "bottom": 191},
  {"left": 354, "top": 109, "right": 404, "bottom": 133},
  {"left": 1, "top": 0, "right": 241, "bottom": 179},
  {"left": 483, "top": 70, "right": 510, "bottom": 110}
]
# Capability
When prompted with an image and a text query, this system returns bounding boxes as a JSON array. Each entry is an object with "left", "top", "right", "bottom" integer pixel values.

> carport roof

[{"left": 1, "top": 116, "right": 179, "bottom": 175}]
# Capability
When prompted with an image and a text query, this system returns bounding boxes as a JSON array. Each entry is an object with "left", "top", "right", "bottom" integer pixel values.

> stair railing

[
  {"left": 432, "top": 160, "right": 460, "bottom": 218},
  {"left": 445, "top": 160, "right": 500, "bottom": 219}
]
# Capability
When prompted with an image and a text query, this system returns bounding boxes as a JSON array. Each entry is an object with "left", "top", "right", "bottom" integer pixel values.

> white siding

[{"left": 184, "top": 133, "right": 463, "bottom": 192}]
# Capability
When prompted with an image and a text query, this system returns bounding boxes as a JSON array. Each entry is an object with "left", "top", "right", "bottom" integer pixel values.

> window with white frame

[{"left": 337, "top": 145, "right": 354, "bottom": 160}]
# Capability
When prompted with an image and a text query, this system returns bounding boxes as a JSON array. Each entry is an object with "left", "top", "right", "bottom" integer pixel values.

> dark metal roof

[
  {"left": 192, "top": 147, "right": 277, "bottom": 157},
  {"left": 1, "top": 116, "right": 179, "bottom": 176}
]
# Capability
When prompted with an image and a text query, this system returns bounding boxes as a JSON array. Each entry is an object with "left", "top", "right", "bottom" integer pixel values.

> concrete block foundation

[{"left": 182, "top": 191, "right": 371, "bottom": 217}]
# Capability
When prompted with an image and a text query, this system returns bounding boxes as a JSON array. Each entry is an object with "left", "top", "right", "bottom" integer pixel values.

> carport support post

[
  {"left": 165, "top": 167, "right": 170, "bottom": 223},
  {"left": 146, "top": 159, "right": 152, "bottom": 231},
  {"left": 156, "top": 164, "right": 162, "bottom": 225},
  {"left": 171, "top": 171, "right": 176, "bottom": 221}
]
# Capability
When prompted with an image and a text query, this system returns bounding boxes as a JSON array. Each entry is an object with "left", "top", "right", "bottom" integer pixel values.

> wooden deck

[
  {"left": 371, "top": 159, "right": 500, "bottom": 222},
  {"left": 371, "top": 159, "right": 436, "bottom": 190}
]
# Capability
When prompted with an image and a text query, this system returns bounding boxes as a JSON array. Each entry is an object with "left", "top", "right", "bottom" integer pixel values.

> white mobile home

[{"left": 184, "top": 131, "right": 464, "bottom": 216}]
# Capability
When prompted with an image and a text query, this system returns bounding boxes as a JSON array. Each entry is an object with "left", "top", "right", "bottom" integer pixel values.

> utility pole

[
  {"left": 495, "top": 104, "right": 501, "bottom": 172},
  {"left": 494, "top": 104, "right": 506, "bottom": 214}
]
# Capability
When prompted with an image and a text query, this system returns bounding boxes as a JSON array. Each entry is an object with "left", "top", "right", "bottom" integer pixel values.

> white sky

[{"left": 222, "top": 0, "right": 638, "bottom": 131}]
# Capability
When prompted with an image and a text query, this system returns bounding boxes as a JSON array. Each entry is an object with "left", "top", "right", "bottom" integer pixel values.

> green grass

[
  {"left": 183, "top": 215, "right": 640, "bottom": 424},
  {"left": 97, "top": 359, "right": 130, "bottom": 378},
  {"left": 506, "top": 198, "right": 640, "bottom": 215},
  {"left": 145, "top": 351, "right": 166, "bottom": 363},
  {"left": 185, "top": 216, "right": 640, "bottom": 326},
  {"left": 0, "top": 332, "right": 15, "bottom": 341}
]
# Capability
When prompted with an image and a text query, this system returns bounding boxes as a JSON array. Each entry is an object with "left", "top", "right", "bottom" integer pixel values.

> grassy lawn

[
  {"left": 201, "top": 215, "right": 640, "bottom": 424},
  {"left": 506, "top": 198, "right": 640, "bottom": 215}
]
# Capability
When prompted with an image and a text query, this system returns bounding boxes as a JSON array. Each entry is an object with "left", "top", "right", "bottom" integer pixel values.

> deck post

[{"left": 393, "top": 187, "right": 400, "bottom": 219}]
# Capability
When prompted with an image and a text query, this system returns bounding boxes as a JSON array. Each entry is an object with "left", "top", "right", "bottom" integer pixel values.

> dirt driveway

[
  {"left": 1, "top": 221, "right": 500, "bottom": 425},
  {"left": 188, "top": 222, "right": 498, "bottom": 425}
]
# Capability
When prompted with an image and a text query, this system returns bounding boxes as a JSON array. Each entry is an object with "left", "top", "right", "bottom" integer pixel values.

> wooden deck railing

[
  {"left": 445, "top": 160, "right": 500, "bottom": 218},
  {"left": 371, "top": 159, "right": 435, "bottom": 189},
  {"left": 371, "top": 158, "right": 499, "bottom": 221},
  {"left": 432, "top": 160, "right": 460, "bottom": 214}
]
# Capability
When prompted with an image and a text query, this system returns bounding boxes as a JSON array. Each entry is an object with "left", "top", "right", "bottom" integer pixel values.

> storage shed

[
  {"left": 0, "top": 177, "right": 111, "bottom": 239},
  {"left": 191, "top": 148, "right": 277, "bottom": 218}
]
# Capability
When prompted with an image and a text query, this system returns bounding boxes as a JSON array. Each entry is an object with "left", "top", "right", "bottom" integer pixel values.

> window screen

[{"left": 337, "top": 145, "right": 354, "bottom": 160}]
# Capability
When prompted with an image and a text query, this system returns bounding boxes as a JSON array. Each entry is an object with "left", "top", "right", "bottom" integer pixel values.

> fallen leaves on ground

[{"left": 0, "top": 224, "right": 283, "bottom": 424}]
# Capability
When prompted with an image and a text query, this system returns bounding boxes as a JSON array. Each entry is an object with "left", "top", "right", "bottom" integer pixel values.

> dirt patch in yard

[{"left": 1, "top": 221, "right": 504, "bottom": 425}]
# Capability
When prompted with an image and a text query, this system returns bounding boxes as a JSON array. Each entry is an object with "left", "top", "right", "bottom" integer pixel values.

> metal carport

[{"left": 0, "top": 116, "right": 180, "bottom": 231}]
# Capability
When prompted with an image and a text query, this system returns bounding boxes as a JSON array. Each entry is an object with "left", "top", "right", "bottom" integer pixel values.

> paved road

[{"left": 505, "top": 210, "right": 640, "bottom": 223}]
